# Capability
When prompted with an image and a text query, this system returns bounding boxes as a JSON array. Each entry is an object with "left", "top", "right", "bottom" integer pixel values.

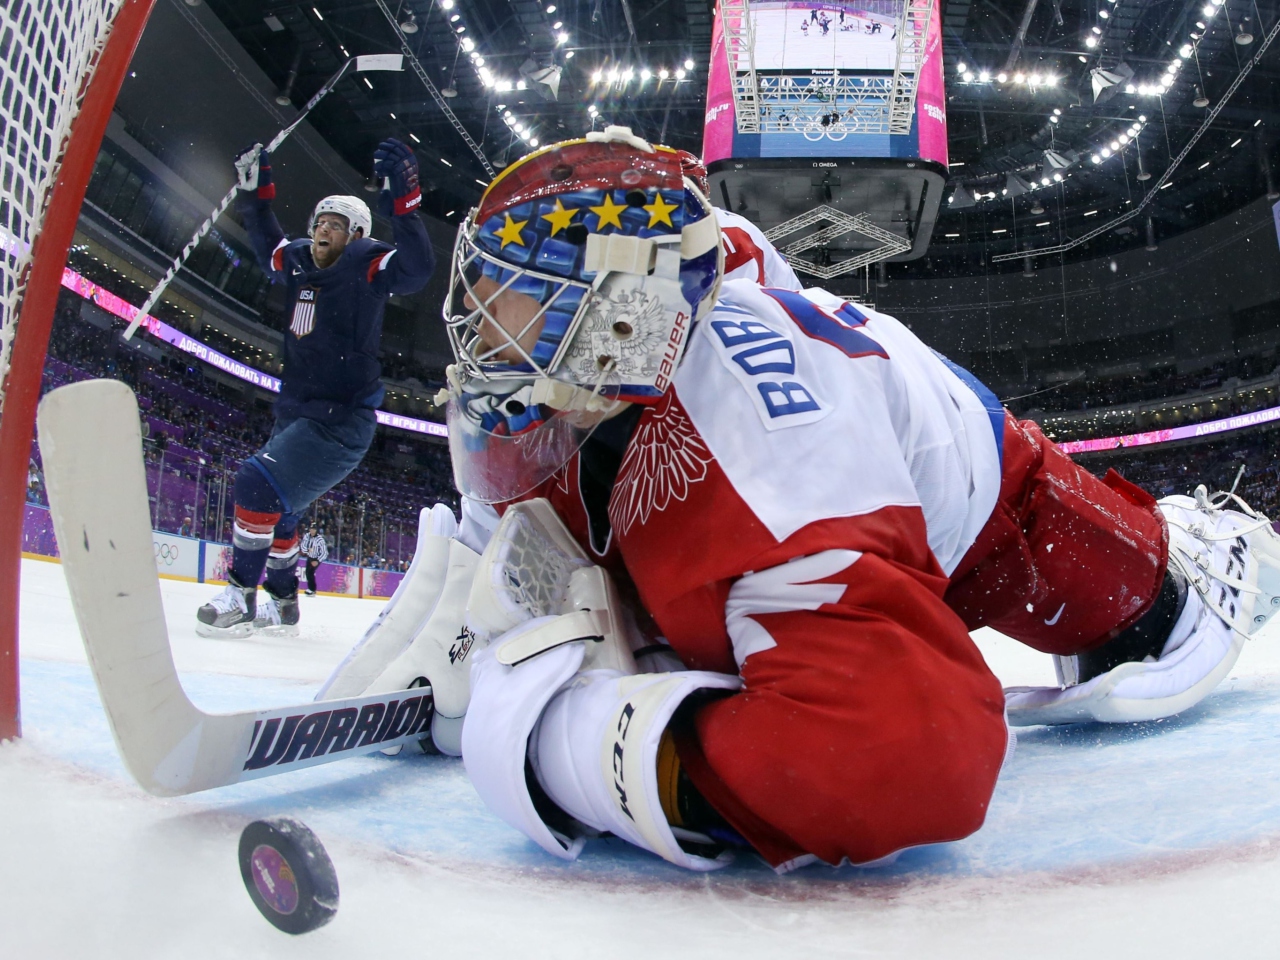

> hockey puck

[{"left": 238, "top": 818, "right": 339, "bottom": 934}]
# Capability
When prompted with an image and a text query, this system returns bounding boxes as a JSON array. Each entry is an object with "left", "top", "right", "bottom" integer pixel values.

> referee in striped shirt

[{"left": 300, "top": 525, "right": 329, "bottom": 596}]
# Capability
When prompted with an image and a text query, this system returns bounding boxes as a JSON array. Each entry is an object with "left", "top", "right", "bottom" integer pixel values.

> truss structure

[
  {"left": 718, "top": 0, "right": 762, "bottom": 133},
  {"left": 720, "top": 0, "right": 935, "bottom": 138},
  {"left": 764, "top": 205, "right": 910, "bottom": 279}
]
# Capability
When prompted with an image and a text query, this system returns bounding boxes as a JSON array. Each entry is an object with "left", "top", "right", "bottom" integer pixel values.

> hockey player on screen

[
  {"left": 327, "top": 127, "right": 1280, "bottom": 873},
  {"left": 195, "top": 138, "right": 434, "bottom": 639}
]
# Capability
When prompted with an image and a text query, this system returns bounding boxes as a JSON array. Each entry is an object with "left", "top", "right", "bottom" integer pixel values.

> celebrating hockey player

[
  {"left": 326, "top": 127, "right": 1280, "bottom": 873},
  {"left": 195, "top": 138, "right": 435, "bottom": 638}
]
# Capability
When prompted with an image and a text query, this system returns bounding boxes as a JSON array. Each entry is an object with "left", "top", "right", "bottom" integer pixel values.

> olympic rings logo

[
  {"left": 801, "top": 122, "right": 849, "bottom": 142},
  {"left": 154, "top": 541, "right": 181, "bottom": 566}
]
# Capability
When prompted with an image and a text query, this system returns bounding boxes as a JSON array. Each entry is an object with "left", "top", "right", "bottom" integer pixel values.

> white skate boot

[
  {"left": 254, "top": 587, "right": 300, "bottom": 638},
  {"left": 195, "top": 576, "right": 257, "bottom": 639},
  {"left": 1007, "top": 485, "right": 1280, "bottom": 725}
]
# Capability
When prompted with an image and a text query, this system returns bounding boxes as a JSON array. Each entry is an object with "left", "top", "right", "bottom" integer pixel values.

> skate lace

[
  {"left": 209, "top": 584, "right": 247, "bottom": 615},
  {"left": 255, "top": 597, "right": 281, "bottom": 625},
  {"left": 1164, "top": 484, "right": 1276, "bottom": 640},
  {"left": 1189, "top": 484, "right": 1275, "bottom": 539}
]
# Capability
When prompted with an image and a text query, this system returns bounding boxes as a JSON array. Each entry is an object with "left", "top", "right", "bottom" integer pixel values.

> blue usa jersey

[{"left": 237, "top": 195, "right": 435, "bottom": 423}]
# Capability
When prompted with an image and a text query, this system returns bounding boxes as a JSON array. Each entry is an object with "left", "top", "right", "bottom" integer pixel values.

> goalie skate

[
  {"left": 1007, "top": 485, "right": 1280, "bottom": 726},
  {"left": 1159, "top": 485, "right": 1280, "bottom": 637}
]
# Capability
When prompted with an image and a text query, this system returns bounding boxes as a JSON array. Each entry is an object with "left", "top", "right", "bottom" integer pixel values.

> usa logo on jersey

[{"left": 290, "top": 287, "right": 317, "bottom": 338}]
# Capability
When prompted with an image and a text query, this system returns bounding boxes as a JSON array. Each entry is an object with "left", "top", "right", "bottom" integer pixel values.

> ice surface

[{"left": 6, "top": 556, "right": 1280, "bottom": 957}]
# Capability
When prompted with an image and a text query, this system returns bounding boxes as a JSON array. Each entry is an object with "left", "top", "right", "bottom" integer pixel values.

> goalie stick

[
  {"left": 37, "top": 379, "right": 439, "bottom": 796},
  {"left": 122, "top": 53, "right": 405, "bottom": 341}
]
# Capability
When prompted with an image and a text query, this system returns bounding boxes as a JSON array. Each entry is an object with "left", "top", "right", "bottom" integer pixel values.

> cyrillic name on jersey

[{"left": 707, "top": 310, "right": 828, "bottom": 430}]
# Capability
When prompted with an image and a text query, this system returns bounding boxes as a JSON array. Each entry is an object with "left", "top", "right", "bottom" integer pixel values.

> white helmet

[{"left": 308, "top": 195, "right": 371, "bottom": 239}]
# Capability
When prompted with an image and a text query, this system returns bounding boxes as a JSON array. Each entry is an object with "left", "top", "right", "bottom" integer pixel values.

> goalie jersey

[
  {"left": 507, "top": 278, "right": 1016, "bottom": 866},
  {"left": 529, "top": 278, "right": 1005, "bottom": 675}
]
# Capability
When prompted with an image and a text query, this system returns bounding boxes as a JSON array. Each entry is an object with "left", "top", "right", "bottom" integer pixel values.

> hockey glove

[
  {"left": 234, "top": 143, "right": 275, "bottom": 200},
  {"left": 373, "top": 138, "right": 421, "bottom": 215}
]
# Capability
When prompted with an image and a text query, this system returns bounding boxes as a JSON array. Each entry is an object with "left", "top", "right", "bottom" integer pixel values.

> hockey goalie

[
  {"left": 42, "top": 126, "right": 1280, "bottom": 870},
  {"left": 321, "top": 127, "right": 1280, "bottom": 873}
]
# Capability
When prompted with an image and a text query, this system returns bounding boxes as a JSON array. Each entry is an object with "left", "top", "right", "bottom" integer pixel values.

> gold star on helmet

[
  {"left": 644, "top": 192, "right": 680, "bottom": 229},
  {"left": 540, "top": 199, "right": 577, "bottom": 237},
  {"left": 589, "top": 193, "right": 627, "bottom": 231},
  {"left": 494, "top": 213, "right": 529, "bottom": 249}
]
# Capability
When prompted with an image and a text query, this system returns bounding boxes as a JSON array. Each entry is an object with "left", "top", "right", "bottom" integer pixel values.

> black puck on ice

[{"left": 238, "top": 817, "right": 339, "bottom": 934}]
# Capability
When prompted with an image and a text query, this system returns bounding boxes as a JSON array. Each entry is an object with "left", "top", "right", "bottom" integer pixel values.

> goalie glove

[
  {"left": 373, "top": 137, "right": 421, "bottom": 216},
  {"left": 234, "top": 143, "right": 274, "bottom": 200},
  {"left": 460, "top": 498, "right": 738, "bottom": 870}
]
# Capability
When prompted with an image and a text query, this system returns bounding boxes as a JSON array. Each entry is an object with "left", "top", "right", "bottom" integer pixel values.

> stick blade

[{"left": 37, "top": 380, "right": 243, "bottom": 795}]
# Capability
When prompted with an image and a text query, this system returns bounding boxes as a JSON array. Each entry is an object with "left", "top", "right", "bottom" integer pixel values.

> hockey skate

[
  {"left": 254, "top": 587, "right": 300, "bottom": 638},
  {"left": 195, "top": 576, "right": 257, "bottom": 639},
  {"left": 1007, "top": 485, "right": 1280, "bottom": 725}
]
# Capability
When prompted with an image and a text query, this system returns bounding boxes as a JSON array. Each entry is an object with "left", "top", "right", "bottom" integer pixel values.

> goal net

[{"left": 0, "top": 0, "right": 156, "bottom": 740}]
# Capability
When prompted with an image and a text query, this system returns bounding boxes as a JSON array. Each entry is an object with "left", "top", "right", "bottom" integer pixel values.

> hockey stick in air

[
  {"left": 122, "top": 53, "right": 405, "bottom": 341},
  {"left": 37, "top": 379, "right": 435, "bottom": 796}
]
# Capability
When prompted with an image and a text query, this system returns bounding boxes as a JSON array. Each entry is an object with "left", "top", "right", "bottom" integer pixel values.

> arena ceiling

[{"left": 202, "top": 0, "right": 1280, "bottom": 278}]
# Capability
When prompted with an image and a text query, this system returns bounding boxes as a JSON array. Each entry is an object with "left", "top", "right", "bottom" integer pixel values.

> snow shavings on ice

[{"left": 7, "top": 558, "right": 1280, "bottom": 957}]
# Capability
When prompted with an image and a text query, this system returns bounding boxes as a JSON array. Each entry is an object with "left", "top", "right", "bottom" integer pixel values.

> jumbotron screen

[
  {"left": 703, "top": 0, "right": 947, "bottom": 165},
  {"left": 750, "top": 1, "right": 899, "bottom": 72}
]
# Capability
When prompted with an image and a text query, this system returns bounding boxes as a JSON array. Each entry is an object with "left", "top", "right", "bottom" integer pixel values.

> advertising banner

[{"left": 152, "top": 531, "right": 200, "bottom": 581}]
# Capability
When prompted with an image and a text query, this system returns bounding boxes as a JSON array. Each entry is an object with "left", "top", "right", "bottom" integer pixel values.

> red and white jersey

[
  {"left": 716, "top": 209, "right": 803, "bottom": 291},
  {"left": 528, "top": 279, "right": 1003, "bottom": 676},
  {"left": 496, "top": 280, "right": 1014, "bottom": 866}
]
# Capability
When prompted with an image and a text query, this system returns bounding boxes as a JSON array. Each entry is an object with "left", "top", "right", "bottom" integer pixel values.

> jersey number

[{"left": 763, "top": 289, "right": 888, "bottom": 360}]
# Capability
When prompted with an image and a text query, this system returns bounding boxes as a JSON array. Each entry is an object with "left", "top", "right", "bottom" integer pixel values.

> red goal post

[{"left": 0, "top": 0, "right": 156, "bottom": 740}]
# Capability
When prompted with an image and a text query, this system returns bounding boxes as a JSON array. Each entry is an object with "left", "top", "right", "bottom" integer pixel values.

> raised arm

[
  {"left": 366, "top": 139, "right": 435, "bottom": 295},
  {"left": 232, "top": 144, "right": 288, "bottom": 281}
]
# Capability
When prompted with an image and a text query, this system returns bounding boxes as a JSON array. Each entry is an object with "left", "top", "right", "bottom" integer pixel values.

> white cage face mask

[
  {"left": 444, "top": 224, "right": 596, "bottom": 387},
  {"left": 444, "top": 363, "right": 622, "bottom": 504}
]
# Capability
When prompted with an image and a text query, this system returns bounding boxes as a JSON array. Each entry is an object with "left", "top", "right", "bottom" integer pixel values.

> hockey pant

[
  {"left": 676, "top": 413, "right": 1168, "bottom": 870},
  {"left": 230, "top": 409, "right": 376, "bottom": 592}
]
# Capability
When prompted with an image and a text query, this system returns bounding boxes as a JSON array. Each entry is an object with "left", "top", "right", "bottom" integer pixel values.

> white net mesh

[{"left": 0, "top": 0, "right": 123, "bottom": 412}]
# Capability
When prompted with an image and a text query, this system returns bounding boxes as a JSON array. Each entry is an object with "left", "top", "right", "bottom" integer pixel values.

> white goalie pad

[
  {"left": 316, "top": 502, "right": 481, "bottom": 755},
  {"left": 1005, "top": 590, "right": 1245, "bottom": 724},
  {"left": 317, "top": 503, "right": 460, "bottom": 699}
]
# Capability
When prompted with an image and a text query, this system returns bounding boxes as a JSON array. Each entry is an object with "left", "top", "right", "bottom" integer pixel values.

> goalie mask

[{"left": 443, "top": 126, "right": 724, "bottom": 503}]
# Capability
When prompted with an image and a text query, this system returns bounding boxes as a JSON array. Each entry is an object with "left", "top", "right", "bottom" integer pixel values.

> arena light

[
  {"left": 1085, "top": 36, "right": 1098, "bottom": 48},
  {"left": 949, "top": 183, "right": 977, "bottom": 208},
  {"left": 1005, "top": 172, "right": 1033, "bottom": 196}
]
